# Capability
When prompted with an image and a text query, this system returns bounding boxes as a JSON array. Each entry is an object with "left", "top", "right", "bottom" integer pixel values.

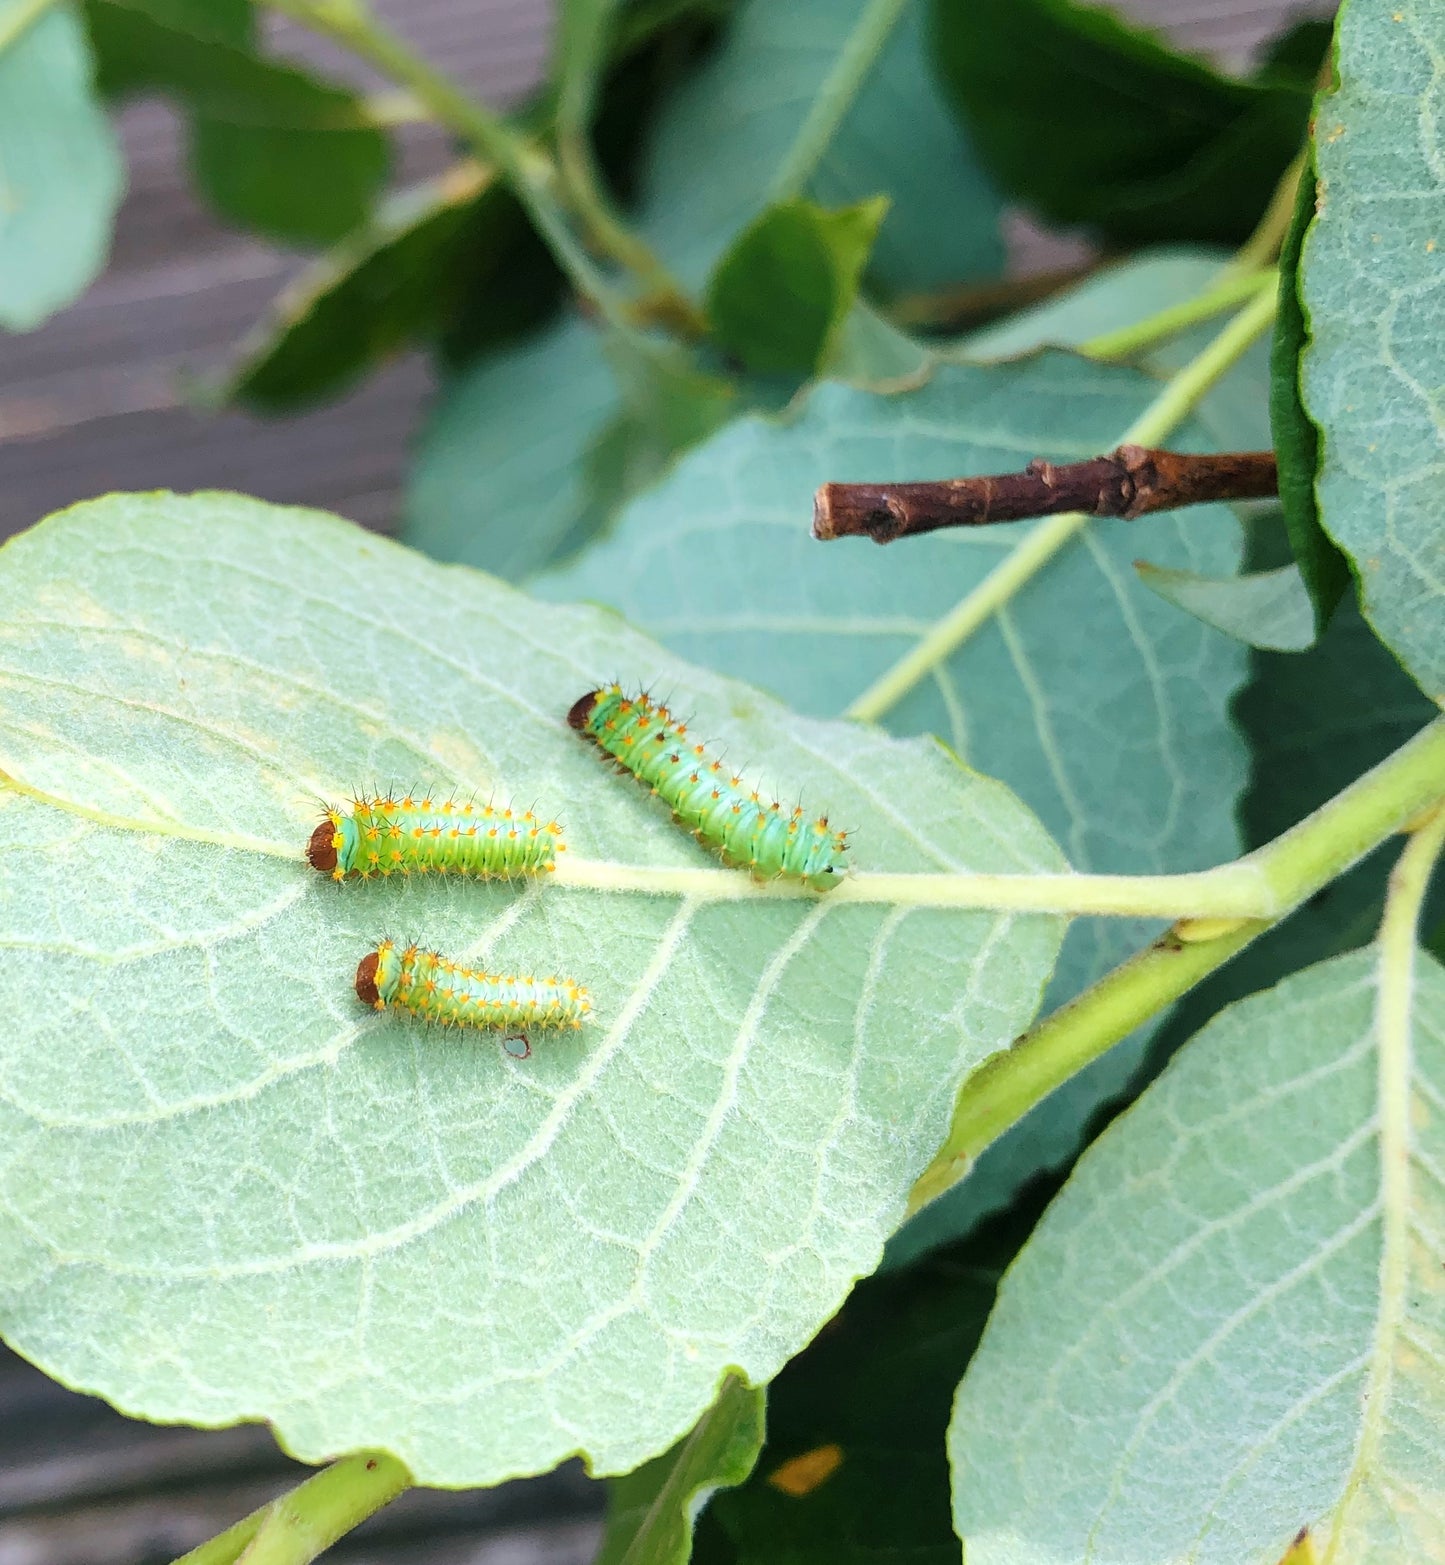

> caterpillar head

[
  {"left": 355, "top": 950, "right": 382, "bottom": 1008},
  {"left": 567, "top": 689, "right": 603, "bottom": 732},
  {"left": 307, "top": 819, "right": 339, "bottom": 874}
]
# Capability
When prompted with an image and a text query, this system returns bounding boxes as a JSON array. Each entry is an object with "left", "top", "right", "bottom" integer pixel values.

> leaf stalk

[
  {"left": 174, "top": 1451, "right": 410, "bottom": 1565},
  {"left": 908, "top": 716, "right": 1445, "bottom": 1212},
  {"left": 260, "top": 0, "right": 691, "bottom": 330}
]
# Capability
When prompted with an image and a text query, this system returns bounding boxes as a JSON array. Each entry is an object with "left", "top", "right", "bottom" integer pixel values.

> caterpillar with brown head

[
  {"left": 356, "top": 939, "right": 593, "bottom": 1058},
  {"left": 308, "top": 794, "right": 563, "bottom": 881},
  {"left": 567, "top": 685, "right": 850, "bottom": 891}
]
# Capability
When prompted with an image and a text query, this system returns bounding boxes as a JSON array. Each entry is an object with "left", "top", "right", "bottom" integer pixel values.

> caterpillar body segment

[
  {"left": 567, "top": 685, "right": 850, "bottom": 891},
  {"left": 308, "top": 794, "right": 563, "bottom": 881},
  {"left": 356, "top": 940, "right": 592, "bottom": 1039}
]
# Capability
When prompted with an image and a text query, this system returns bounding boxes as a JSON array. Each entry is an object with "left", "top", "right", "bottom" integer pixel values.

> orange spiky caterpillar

[
  {"left": 567, "top": 685, "right": 850, "bottom": 891},
  {"left": 356, "top": 940, "right": 592, "bottom": 1058},
  {"left": 308, "top": 794, "right": 564, "bottom": 881}
]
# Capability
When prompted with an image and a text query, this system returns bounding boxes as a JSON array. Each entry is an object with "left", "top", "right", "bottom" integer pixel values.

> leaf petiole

[
  {"left": 174, "top": 1451, "right": 410, "bottom": 1565},
  {"left": 909, "top": 716, "right": 1445, "bottom": 1212}
]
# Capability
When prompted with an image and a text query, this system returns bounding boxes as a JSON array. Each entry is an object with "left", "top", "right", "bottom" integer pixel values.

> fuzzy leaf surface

[
  {"left": 952, "top": 947, "right": 1445, "bottom": 1563},
  {"left": 0, "top": 0, "right": 122, "bottom": 330},
  {"left": 539, "top": 352, "right": 1250, "bottom": 1247},
  {"left": 1299, "top": 0, "right": 1445, "bottom": 703},
  {"left": 0, "top": 493, "right": 1064, "bottom": 1486}
]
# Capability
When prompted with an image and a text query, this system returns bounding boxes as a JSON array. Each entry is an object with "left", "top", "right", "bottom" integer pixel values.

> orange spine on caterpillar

[
  {"left": 567, "top": 684, "right": 851, "bottom": 891},
  {"left": 307, "top": 793, "right": 564, "bottom": 881}
]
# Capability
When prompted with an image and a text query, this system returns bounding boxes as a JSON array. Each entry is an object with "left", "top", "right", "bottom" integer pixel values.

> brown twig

[{"left": 812, "top": 446, "right": 1279, "bottom": 544}]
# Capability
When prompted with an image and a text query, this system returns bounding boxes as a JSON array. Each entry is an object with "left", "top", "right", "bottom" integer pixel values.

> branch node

[{"left": 813, "top": 447, "right": 1279, "bottom": 544}]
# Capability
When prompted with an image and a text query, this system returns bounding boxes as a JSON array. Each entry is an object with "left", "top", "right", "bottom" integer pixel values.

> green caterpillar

[
  {"left": 356, "top": 940, "right": 593, "bottom": 1058},
  {"left": 567, "top": 685, "right": 850, "bottom": 891},
  {"left": 309, "top": 794, "right": 562, "bottom": 881}
]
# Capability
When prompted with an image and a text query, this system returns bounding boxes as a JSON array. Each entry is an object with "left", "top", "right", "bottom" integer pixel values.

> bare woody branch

[{"left": 812, "top": 445, "right": 1279, "bottom": 544}]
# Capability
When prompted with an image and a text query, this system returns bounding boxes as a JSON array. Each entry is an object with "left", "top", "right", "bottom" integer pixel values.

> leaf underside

[{"left": 0, "top": 493, "right": 1065, "bottom": 1486}]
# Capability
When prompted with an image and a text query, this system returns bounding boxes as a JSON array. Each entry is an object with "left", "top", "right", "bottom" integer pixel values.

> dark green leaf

[
  {"left": 929, "top": 0, "right": 1314, "bottom": 244},
  {"left": 707, "top": 197, "right": 887, "bottom": 375},
  {"left": 1269, "top": 150, "right": 1350, "bottom": 630},
  {"left": 84, "top": 0, "right": 249, "bottom": 87},
  {"left": 1255, "top": 16, "right": 1335, "bottom": 87},
  {"left": 598, "top": 1375, "right": 764, "bottom": 1565},
  {"left": 225, "top": 165, "right": 557, "bottom": 410},
  {"left": 84, "top": 0, "right": 387, "bottom": 244},
  {"left": 0, "top": 0, "right": 123, "bottom": 330},
  {"left": 703, "top": 1235, "right": 1013, "bottom": 1565},
  {"left": 1133, "top": 560, "right": 1317, "bottom": 652},
  {"left": 190, "top": 112, "right": 388, "bottom": 245}
]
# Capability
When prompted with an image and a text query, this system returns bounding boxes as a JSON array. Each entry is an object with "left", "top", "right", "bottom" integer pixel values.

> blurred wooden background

[{"left": 0, "top": 2, "right": 1325, "bottom": 1561}]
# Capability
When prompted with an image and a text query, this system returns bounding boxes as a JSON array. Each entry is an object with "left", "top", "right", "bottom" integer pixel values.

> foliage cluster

[{"left": 0, "top": 0, "right": 1442, "bottom": 1562}]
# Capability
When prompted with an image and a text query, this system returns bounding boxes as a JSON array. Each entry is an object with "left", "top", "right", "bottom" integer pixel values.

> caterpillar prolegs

[{"left": 567, "top": 685, "right": 850, "bottom": 891}]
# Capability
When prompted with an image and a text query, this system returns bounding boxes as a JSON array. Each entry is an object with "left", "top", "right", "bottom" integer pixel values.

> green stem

[
  {"left": 1226, "top": 146, "right": 1308, "bottom": 278},
  {"left": 1080, "top": 265, "right": 1276, "bottom": 361},
  {"left": 262, "top": 0, "right": 632, "bottom": 323},
  {"left": 845, "top": 278, "right": 1278, "bottom": 723},
  {"left": 908, "top": 716, "right": 1445, "bottom": 1212},
  {"left": 175, "top": 1452, "right": 411, "bottom": 1565},
  {"left": 768, "top": 0, "right": 909, "bottom": 198},
  {"left": 557, "top": 857, "right": 1273, "bottom": 917},
  {"left": 552, "top": 0, "right": 707, "bottom": 333},
  {"left": 0, "top": 0, "right": 58, "bottom": 52}
]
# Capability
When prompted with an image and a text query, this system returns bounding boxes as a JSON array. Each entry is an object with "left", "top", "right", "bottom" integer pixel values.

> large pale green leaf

[
  {"left": 957, "top": 247, "right": 1274, "bottom": 455},
  {"left": 635, "top": 0, "right": 1003, "bottom": 296},
  {"left": 1300, "top": 0, "right": 1445, "bottom": 704},
  {"left": 957, "top": 248, "right": 1229, "bottom": 360},
  {"left": 0, "top": 0, "right": 123, "bottom": 331},
  {"left": 539, "top": 351, "right": 1250, "bottom": 1247},
  {"left": 951, "top": 945, "right": 1445, "bottom": 1563},
  {"left": 0, "top": 492, "right": 1064, "bottom": 1487},
  {"left": 598, "top": 1374, "right": 764, "bottom": 1565}
]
